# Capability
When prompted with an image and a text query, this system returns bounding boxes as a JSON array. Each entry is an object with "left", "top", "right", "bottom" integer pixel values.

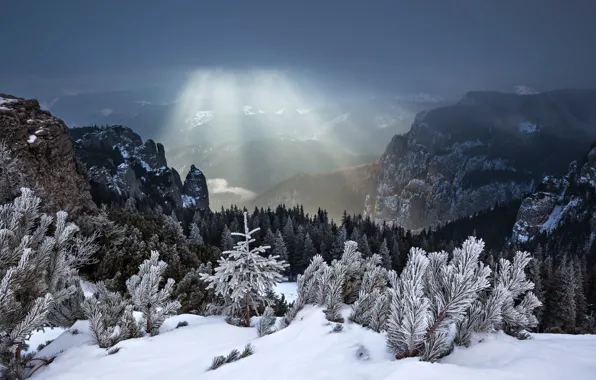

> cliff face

[
  {"left": 369, "top": 90, "right": 596, "bottom": 231},
  {"left": 0, "top": 94, "right": 96, "bottom": 216},
  {"left": 512, "top": 146, "right": 596, "bottom": 243},
  {"left": 69, "top": 126, "right": 209, "bottom": 210}
]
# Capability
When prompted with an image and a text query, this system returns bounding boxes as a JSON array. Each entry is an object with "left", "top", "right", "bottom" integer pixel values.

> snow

[
  {"left": 187, "top": 110, "right": 214, "bottom": 128},
  {"left": 541, "top": 205, "right": 563, "bottom": 233},
  {"left": 519, "top": 121, "right": 539, "bottom": 133},
  {"left": 275, "top": 108, "right": 285, "bottom": 115},
  {"left": 80, "top": 279, "right": 98, "bottom": 298},
  {"left": 244, "top": 105, "right": 257, "bottom": 115},
  {"left": 181, "top": 194, "right": 197, "bottom": 208},
  {"left": 25, "top": 327, "right": 66, "bottom": 353},
  {"left": 28, "top": 135, "right": 37, "bottom": 143},
  {"left": 0, "top": 97, "right": 17, "bottom": 105},
  {"left": 515, "top": 85, "right": 539, "bottom": 95},
  {"left": 31, "top": 306, "right": 596, "bottom": 380},
  {"left": 274, "top": 282, "right": 297, "bottom": 303}
]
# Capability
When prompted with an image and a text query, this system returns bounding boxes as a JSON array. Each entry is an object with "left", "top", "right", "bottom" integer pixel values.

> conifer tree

[
  {"left": 378, "top": 239, "right": 391, "bottom": 270},
  {"left": 272, "top": 231, "right": 289, "bottom": 278},
  {"left": 201, "top": 212, "right": 288, "bottom": 327},
  {"left": 573, "top": 258, "right": 588, "bottom": 330},
  {"left": 264, "top": 228, "right": 276, "bottom": 251},
  {"left": 358, "top": 234, "right": 372, "bottom": 258},
  {"left": 549, "top": 259, "right": 576, "bottom": 332},
  {"left": 220, "top": 225, "right": 234, "bottom": 253},
  {"left": 189, "top": 223, "right": 204, "bottom": 246},
  {"left": 0, "top": 188, "right": 97, "bottom": 378},
  {"left": 126, "top": 251, "right": 180, "bottom": 335},
  {"left": 331, "top": 226, "right": 347, "bottom": 261}
]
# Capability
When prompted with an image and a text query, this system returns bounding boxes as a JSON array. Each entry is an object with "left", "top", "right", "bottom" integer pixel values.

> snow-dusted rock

[{"left": 70, "top": 126, "right": 209, "bottom": 210}]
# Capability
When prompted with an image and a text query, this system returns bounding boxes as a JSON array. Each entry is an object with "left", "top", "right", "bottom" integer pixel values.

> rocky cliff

[
  {"left": 368, "top": 90, "right": 596, "bottom": 231},
  {"left": 512, "top": 145, "right": 596, "bottom": 243},
  {"left": 0, "top": 94, "right": 96, "bottom": 216},
  {"left": 69, "top": 126, "right": 209, "bottom": 211}
]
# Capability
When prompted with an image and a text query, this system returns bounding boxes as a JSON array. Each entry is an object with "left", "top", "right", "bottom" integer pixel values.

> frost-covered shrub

[
  {"left": 380, "top": 237, "right": 540, "bottom": 362},
  {"left": 455, "top": 251, "right": 541, "bottom": 345},
  {"left": 175, "top": 321, "right": 189, "bottom": 329},
  {"left": 207, "top": 344, "right": 254, "bottom": 371},
  {"left": 0, "top": 188, "right": 97, "bottom": 379},
  {"left": 126, "top": 251, "right": 180, "bottom": 335},
  {"left": 286, "top": 240, "right": 389, "bottom": 325},
  {"left": 256, "top": 306, "right": 276, "bottom": 337},
  {"left": 82, "top": 283, "right": 142, "bottom": 348}
]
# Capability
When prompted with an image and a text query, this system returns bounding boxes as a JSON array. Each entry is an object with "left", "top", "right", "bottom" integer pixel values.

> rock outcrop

[
  {"left": 69, "top": 126, "right": 209, "bottom": 210},
  {"left": 181, "top": 165, "right": 209, "bottom": 210},
  {"left": 512, "top": 146, "right": 596, "bottom": 242},
  {"left": 0, "top": 94, "right": 96, "bottom": 216},
  {"left": 368, "top": 90, "right": 596, "bottom": 231}
]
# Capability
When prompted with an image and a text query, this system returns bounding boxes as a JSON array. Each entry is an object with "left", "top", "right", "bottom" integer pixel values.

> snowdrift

[{"left": 32, "top": 306, "right": 596, "bottom": 380}]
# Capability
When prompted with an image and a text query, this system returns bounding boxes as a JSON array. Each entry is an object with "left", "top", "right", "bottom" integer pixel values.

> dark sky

[{"left": 1, "top": 0, "right": 595, "bottom": 98}]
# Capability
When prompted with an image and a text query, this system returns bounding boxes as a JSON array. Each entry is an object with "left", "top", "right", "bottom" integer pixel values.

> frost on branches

[
  {"left": 290, "top": 236, "right": 541, "bottom": 363},
  {"left": 200, "top": 212, "right": 288, "bottom": 327},
  {"left": 126, "top": 251, "right": 180, "bottom": 336},
  {"left": 0, "top": 188, "right": 97, "bottom": 379},
  {"left": 82, "top": 283, "right": 142, "bottom": 348}
]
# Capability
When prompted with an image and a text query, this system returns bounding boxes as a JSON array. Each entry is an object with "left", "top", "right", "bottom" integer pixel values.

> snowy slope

[{"left": 32, "top": 306, "right": 596, "bottom": 380}]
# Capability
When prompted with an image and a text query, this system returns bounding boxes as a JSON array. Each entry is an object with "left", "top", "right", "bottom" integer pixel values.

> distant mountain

[
  {"left": 249, "top": 163, "right": 379, "bottom": 222},
  {"left": 168, "top": 138, "right": 378, "bottom": 196},
  {"left": 368, "top": 89, "right": 596, "bottom": 231}
]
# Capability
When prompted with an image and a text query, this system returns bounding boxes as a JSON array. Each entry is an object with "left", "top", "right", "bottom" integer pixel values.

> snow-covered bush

[
  {"left": 0, "top": 188, "right": 97, "bottom": 379},
  {"left": 382, "top": 237, "right": 540, "bottom": 362},
  {"left": 455, "top": 251, "right": 541, "bottom": 346},
  {"left": 200, "top": 212, "right": 287, "bottom": 327},
  {"left": 286, "top": 240, "right": 389, "bottom": 325},
  {"left": 256, "top": 306, "right": 276, "bottom": 337},
  {"left": 208, "top": 343, "right": 254, "bottom": 371},
  {"left": 82, "top": 283, "right": 141, "bottom": 348},
  {"left": 126, "top": 251, "right": 180, "bottom": 335}
]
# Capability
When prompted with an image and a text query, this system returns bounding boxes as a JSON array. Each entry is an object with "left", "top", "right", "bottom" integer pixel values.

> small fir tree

[{"left": 201, "top": 212, "right": 288, "bottom": 327}]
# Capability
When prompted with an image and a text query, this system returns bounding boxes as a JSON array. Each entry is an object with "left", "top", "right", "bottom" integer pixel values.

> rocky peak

[
  {"left": 0, "top": 94, "right": 96, "bottom": 216},
  {"left": 182, "top": 165, "right": 209, "bottom": 209},
  {"left": 368, "top": 90, "right": 596, "bottom": 232},
  {"left": 70, "top": 125, "right": 209, "bottom": 211}
]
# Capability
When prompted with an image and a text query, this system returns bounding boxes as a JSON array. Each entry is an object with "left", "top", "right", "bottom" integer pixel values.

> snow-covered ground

[
  {"left": 31, "top": 305, "right": 596, "bottom": 380},
  {"left": 274, "top": 281, "right": 297, "bottom": 303}
]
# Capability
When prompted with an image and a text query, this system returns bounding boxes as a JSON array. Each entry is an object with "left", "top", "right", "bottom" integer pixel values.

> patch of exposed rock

[{"left": 0, "top": 94, "right": 96, "bottom": 216}]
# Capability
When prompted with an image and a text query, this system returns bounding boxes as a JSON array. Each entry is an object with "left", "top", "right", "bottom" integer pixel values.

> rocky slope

[
  {"left": 69, "top": 126, "right": 208, "bottom": 210},
  {"left": 369, "top": 90, "right": 596, "bottom": 231},
  {"left": 512, "top": 145, "right": 596, "bottom": 243},
  {"left": 0, "top": 94, "right": 96, "bottom": 216}
]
